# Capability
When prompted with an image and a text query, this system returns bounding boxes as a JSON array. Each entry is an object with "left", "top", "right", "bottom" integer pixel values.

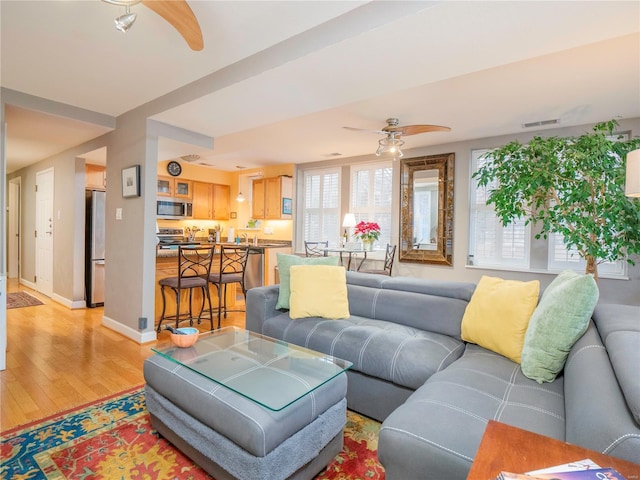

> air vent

[
  {"left": 522, "top": 119, "right": 560, "bottom": 128},
  {"left": 323, "top": 152, "right": 343, "bottom": 157}
]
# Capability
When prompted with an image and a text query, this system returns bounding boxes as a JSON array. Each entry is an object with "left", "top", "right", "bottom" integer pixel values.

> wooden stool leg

[{"left": 157, "top": 285, "right": 168, "bottom": 333}]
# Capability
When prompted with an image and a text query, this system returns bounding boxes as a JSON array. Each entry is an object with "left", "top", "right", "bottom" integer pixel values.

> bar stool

[
  {"left": 207, "top": 245, "right": 250, "bottom": 329},
  {"left": 157, "top": 245, "right": 215, "bottom": 332}
]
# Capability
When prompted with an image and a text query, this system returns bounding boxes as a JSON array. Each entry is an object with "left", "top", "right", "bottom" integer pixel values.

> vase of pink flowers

[{"left": 353, "top": 221, "right": 380, "bottom": 251}]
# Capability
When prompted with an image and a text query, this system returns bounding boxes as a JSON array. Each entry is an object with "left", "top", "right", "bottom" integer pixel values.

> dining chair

[
  {"left": 304, "top": 241, "right": 328, "bottom": 257},
  {"left": 207, "top": 245, "right": 251, "bottom": 329},
  {"left": 157, "top": 245, "right": 215, "bottom": 333},
  {"left": 358, "top": 244, "right": 397, "bottom": 276}
]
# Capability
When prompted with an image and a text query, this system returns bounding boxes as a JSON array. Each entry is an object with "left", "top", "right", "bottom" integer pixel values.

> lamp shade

[
  {"left": 626, "top": 149, "right": 640, "bottom": 197},
  {"left": 342, "top": 213, "right": 356, "bottom": 228},
  {"left": 236, "top": 192, "right": 245, "bottom": 202}
]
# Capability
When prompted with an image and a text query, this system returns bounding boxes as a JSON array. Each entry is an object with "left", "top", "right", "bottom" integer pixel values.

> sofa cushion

[
  {"left": 461, "top": 276, "right": 540, "bottom": 363},
  {"left": 289, "top": 265, "right": 349, "bottom": 319},
  {"left": 275, "top": 253, "right": 340, "bottom": 310},
  {"left": 521, "top": 270, "right": 598, "bottom": 383},
  {"left": 591, "top": 304, "right": 640, "bottom": 427},
  {"left": 378, "top": 343, "right": 565, "bottom": 478},
  {"left": 564, "top": 320, "right": 640, "bottom": 462},
  {"left": 259, "top": 312, "right": 465, "bottom": 390},
  {"left": 346, "top": 272, "right": 473, "bottom": 340}
]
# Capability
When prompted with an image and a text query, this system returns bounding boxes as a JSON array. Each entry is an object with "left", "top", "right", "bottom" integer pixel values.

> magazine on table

[{"left": 496, "top": 459, "right": 628, "bottom": 480}]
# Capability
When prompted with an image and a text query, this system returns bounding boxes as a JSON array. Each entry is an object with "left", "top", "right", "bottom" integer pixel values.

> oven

[{"left": 156, "top": 199, "right": 193, "bottom": 219}]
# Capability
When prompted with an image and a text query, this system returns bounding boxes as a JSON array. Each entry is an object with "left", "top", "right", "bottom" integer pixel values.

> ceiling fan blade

[
  {"left": 343, "top": 126, "right": 387, "bottom": 135},
  {"left": 386, "top": 125, "right": 451, "bottom": 136},
  {"left": 142, "top": 0, "right": 203, "bottom": 51}
]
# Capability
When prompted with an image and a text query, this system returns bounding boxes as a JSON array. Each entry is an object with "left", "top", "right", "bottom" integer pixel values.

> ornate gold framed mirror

[{"left": 399, "top": 153, "right": 454, "bottom": 266}]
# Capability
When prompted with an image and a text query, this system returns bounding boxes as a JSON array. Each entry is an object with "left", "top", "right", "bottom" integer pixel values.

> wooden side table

[{"left": 467, "top": 420, "right": 640, "bottom": 479}]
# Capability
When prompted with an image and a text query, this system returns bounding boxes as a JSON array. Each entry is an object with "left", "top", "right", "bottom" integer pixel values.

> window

[
  {"left": 547, "top": 234, "right": 626, "bottom": 275},
  {"left": 546, "top": 133, "right": 628, "bottom": 276},
  {"left": 469, "top": 146, "right": 627, "bottom": 277},
  {"left": 469, "top": 149, "right": 530, "bottom": 268},
  {"left": 301, "top": 167, "right": 341, "bottom": 247},
  {"left": 350, "top": 162, "right": 393, "bottom": 248}
]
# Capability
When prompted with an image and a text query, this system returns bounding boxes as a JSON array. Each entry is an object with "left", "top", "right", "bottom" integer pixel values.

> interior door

[
  {"left": 8, "top": 178, "right": 20, "bottom": 278},
  {"left": 35, "top": 168, "right": 54, "bottom": 297}
]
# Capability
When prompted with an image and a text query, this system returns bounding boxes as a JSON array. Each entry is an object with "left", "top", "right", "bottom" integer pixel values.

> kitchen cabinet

[
  {"left": 192, "top": 181, "right": 230, "bottom": 220},
  {"left": 85, "top": 164, "right": 106, "bottom": 190},
  {"left": 157, "top": 176, "right": 193, "bottom": 199},
  {"left": 252, "top": 176, "right": 292, "bottom": 219},
  {"left": 212, "top": 183, "right": 230, "bottom": 220}
]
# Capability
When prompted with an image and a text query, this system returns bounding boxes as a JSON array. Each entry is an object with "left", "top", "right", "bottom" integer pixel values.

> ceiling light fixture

[
  {"left": 102, "top": 0, "right": 142, "bottom": 33},
  {"left": 376, "top": 133, "right": 405, "bottom": 159},
  {"left": 236, "top": 192, "right": 246, "bottom": 203}
]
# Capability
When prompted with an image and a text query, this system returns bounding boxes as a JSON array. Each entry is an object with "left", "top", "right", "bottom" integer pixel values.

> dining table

[{"left": 324, "top": 247, "right": 369, "bottom": 271}]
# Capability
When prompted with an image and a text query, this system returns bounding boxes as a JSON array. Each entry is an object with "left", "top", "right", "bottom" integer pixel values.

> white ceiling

[{"left": 2, "top": 1, "right": 639, "bottom": 173}]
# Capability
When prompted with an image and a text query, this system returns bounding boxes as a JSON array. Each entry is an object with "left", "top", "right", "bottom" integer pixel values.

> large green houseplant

[{"left": 473, "top": 120, "right": 640, "bottom": 280}]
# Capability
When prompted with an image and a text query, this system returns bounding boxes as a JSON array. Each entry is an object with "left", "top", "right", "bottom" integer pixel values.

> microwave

[{"left": 156, "top": 199, "right": 193, "bottom": 219}]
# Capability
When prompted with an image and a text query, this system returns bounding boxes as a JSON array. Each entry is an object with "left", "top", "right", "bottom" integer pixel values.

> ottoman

[{"left": 144, "top": 353, "right": 348, "bottom": 480}]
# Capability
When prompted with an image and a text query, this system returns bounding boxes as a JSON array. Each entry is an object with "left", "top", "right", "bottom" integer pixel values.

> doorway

[
  {"left": 8, "top": 178, "right": 21, "bottom": 279},
  {"left": 35, "top": 168, "right": 54, "bottom": 297}
]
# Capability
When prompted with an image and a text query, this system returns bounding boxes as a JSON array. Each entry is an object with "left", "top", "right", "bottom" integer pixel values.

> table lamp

[
  {"left": 626, "top": 149, "right": 640, "bottom": 197},
  {"left": 342, "top": 213, "right": 356, "bottom": 246}
]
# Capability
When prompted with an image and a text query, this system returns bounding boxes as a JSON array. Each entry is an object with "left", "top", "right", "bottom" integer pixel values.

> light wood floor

[{"left": 0, "top": 279, "right": 246, "bottom": 432}]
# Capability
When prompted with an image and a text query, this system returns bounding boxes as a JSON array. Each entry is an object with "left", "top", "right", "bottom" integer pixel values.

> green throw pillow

[
  {"left": 521, "top": 270, "right": 599, "bottom": 383},
  {"left": 275, "top": 253, "right": 340, "bottom": 310}
]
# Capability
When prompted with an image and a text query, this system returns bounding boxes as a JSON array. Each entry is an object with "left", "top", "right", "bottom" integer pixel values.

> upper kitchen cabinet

[
  {"left": 157, "top": 176, "right": 193, "bottom": 199},
  {"left": 86, "top": 164, "right": 106, "bottom": 190},
  {"left": 192, "top": 181, "right": 230, "bottom": 220},
  {"left": 212, "top": 184, "right": 230, "bottom": 220},
  {"left": 252, "top": 176, "right": 293, "bottom": 219}
]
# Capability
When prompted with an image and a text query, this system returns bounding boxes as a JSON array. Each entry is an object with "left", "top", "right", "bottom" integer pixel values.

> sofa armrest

[{"left": 246, "top": 285, "right": 281, "bottom": 334}]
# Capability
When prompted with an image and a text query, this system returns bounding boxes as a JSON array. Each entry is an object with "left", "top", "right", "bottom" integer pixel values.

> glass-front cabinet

[{"left": 157, "top": 176, "right": 193, "bottom": 199}]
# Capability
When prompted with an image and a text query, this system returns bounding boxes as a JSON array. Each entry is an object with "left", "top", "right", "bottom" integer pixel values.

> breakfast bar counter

[{"left": 154, "top": 241, "right": 291, "bottom": 328}]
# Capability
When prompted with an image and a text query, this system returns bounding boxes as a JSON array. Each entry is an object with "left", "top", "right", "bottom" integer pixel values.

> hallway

[{"left": 1, "top": 279, "right": 245, "bottom": 430}]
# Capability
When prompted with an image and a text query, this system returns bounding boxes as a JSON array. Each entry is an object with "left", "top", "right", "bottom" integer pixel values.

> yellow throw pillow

[
  {"left": 289, "top": 265, "right": 349, "bottom": 320},
  {"left": 461, "top": 276, "right": 540, "bottom": 363}
]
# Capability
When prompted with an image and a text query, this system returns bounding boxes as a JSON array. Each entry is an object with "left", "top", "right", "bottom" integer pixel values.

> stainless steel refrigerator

[{"left": 85, "top": 190, "right": 105, "bottom": 307}]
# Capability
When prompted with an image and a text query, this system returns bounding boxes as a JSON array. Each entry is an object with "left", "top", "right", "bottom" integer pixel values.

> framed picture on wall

[
  {"left": 282, "top": 197, "right": 292, "bottom": 215},
  {"left": 122, "top": 165, "right": 141, "bottom": 198}
]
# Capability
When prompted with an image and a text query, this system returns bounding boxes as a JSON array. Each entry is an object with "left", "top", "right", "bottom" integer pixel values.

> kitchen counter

[
  {"left": 156, "top": 240, "right": 291, "bottom": 258},
  {"left": 155, "top": 241, "right": 291, "bottom": 298}
]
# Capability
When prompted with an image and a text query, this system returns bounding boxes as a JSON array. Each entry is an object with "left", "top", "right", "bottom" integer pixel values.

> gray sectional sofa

[{"left": 246, "top": 271, "right": 640, "bottom": 479}]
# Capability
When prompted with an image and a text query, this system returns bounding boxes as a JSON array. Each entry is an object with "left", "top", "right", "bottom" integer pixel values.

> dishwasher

[{"left": 244, "top": 248, "right": 264, "bottom": 291}]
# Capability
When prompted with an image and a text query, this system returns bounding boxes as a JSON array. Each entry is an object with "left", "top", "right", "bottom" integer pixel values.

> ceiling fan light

[
  {"left": 115, "top": 7, "right": 136, "bottom": 32},
  {"left": 376, "top": 136, "right": 404, "bottom": 158}
]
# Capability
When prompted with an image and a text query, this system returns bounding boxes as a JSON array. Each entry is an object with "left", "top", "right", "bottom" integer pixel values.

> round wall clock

[{"left": 167, "top": 161, "right": 182, "bottom": 177}]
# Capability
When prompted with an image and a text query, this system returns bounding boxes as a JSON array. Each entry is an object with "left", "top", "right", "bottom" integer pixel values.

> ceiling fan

[
  {"left": 102, "top": 0, "right": 203, "bottom": 51},
  {"left": 344, "top": 118, "right": 451, "bottom": 158}
]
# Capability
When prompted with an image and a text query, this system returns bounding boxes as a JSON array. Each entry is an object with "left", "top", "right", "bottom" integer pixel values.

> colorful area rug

[
  {"left": 6, "top": 291, "right": 44, "bottom": 309},
  {"left": 0, "top": 386, "right": 385, "bottom": 479}
]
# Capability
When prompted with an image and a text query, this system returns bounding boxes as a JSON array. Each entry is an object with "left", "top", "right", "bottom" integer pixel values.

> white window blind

[
  {"left": 350, "top": 162, "right": 393, "bottom": 248},
  {"left": 469, "top": 149, "right": 530, "bottom": 268},
  {"left": 547, "top": 133, "right": 628, "bottom": 276},
  {"left": 302, "top": 167, "right": 341, "bottom": 247}
]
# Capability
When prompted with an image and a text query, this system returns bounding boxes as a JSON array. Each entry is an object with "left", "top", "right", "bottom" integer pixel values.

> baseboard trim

[
  {"left": 102, "top": 315, "right": 157, "bottom": 344},
  {"left": 19, "top": 279, "right": 85, "bottom": 309},
  {"left": 20, "top": 278, "right": 36, "bottom": 290},
  {"left": 51, "top": 293, "right": 86, "bottom": 309}
]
